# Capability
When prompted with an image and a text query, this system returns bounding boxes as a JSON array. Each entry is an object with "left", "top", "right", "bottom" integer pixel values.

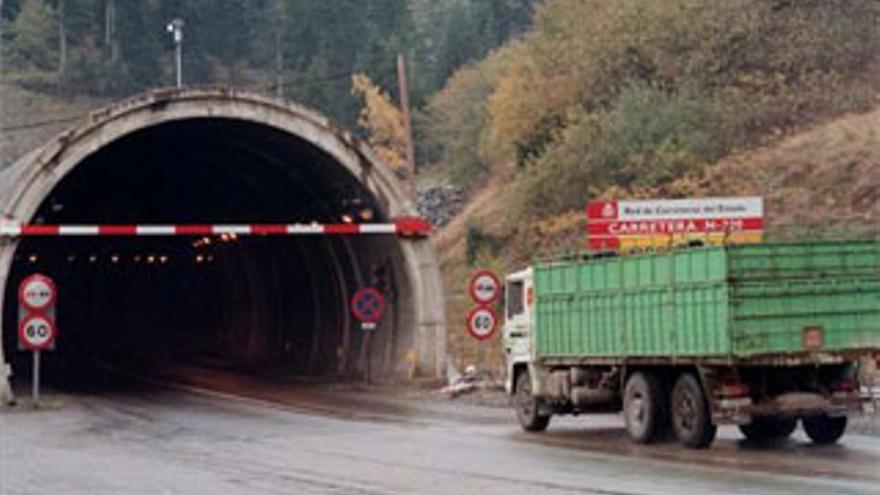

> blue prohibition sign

[{"left": 351, "top": 288, "right": 386, "bottom": 323}]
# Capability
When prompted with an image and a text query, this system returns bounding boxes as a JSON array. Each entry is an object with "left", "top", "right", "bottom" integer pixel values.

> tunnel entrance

[{"left": 0, "top": 90, "right": 445, "bottom": 398}]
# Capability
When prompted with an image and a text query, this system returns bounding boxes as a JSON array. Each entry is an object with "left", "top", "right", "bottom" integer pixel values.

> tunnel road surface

[{"left": 3, "top": 378, "right": 880, "bottom": 495}]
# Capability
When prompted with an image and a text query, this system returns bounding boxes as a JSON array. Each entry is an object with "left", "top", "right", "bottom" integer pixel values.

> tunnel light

[
  {"left": 196, "top": 254, "right": 205, "bottom": 264},
  {"left": 111, "top": 255, "right": 120, "bottom": 264},
  {"left": 67, "top": 255, "right": 76, "bottom": 263},
  {"left": 206, "top": 255, "right": 215, "bottom": 263},
  {"left": 28, "top": 254, "right": 38, "bottom": 264},
  {"left": 89, "top": 254, "right": 98, "bottom": 264},
  {"left": 359, "top": 208, "right": 374, "bottom": 221},
  {"left": 147, "top": 255, "right": 156, "bottom": 264},
  {"left": 160, "top": 255, "right": 169, "bottom": 264},
  {"left": 134, "top": 255, "right": 142, "bottom": 263},
  {"left": 341, "top": 214, "right": 354, "bottom": 224}
]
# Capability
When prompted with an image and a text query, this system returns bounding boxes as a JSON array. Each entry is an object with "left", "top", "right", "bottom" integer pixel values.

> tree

[
  {"left": 352, "top": 72, "right": 408, "bottom": 175},
  {"left": 6, "top": 0, "right": 57, "bottom": 72}
]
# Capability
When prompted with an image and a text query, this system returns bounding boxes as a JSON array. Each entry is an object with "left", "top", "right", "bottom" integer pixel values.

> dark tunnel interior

[{"left": 3, "top": 118, "right": 410, "bottom": 391}]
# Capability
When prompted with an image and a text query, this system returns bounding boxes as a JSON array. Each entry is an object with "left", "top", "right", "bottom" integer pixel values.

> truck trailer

[{"left": 503, "top": 240, "right": 879, "bottom": 448}]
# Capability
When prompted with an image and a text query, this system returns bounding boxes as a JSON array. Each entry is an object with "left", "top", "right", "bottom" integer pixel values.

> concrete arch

[{"left": 0, "top": 88, "right": 446, "bottom": 402}]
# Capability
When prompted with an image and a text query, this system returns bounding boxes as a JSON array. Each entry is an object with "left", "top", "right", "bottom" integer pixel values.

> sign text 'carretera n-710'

[{"left": 587, "top": 197, "right": 764, "bottom": 251}]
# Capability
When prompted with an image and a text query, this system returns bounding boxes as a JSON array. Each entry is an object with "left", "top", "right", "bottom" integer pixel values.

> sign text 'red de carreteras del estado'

[{"left": 587, "top": 197, "right": 764, "bottom": 251}]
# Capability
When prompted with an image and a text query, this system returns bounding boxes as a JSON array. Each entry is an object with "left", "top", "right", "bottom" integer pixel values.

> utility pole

[
  {"left": 166, "top": 18, "right": 185, "bottom": 88},
  {"left": 397, "top": 53, "right": 417, "bottom": 199}
]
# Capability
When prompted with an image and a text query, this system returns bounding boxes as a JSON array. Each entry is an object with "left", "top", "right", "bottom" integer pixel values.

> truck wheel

[
  {"left": 514, "top": 371, "right": 550, "bottom": 432},
  {"left": 739, "top": 417, "right": 797, "bottom": 441},
  {"left": 671, "top": 373, "right": 716, "bottom": 449},
  {"left": 802, "top": 415, "right": 847, "bottom": 445},
  {"left": 623, "top": 372, "right": 667, "bottom": 443}
]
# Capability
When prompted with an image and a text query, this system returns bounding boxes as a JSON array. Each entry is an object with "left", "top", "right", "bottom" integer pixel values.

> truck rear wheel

[
  {"left": 739, "top": 417, "right": 797, "bottom": 441},
  {"left": 515, "top": 371, "right": 550, "bottom": 432},
  {"left": 803, "top": 415, "right": 847, "bottom": 445},
  {"left": 671, "top": 373, "right": 716, "bottom": 449},
  {"left": 623, "top": 372, "right": 667, "bottom": 444}
]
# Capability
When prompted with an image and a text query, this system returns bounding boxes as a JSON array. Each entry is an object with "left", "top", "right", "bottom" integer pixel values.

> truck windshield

[{"left": 507, "top": 281, "right": 524, "bottom": 318}]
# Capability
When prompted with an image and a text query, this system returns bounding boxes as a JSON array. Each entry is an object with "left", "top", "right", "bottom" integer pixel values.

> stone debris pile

[{"left": 417, "top": 184, "right": 466, "bottom": 227}]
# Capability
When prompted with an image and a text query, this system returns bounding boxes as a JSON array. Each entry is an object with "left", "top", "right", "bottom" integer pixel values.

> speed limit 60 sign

[
  {"left": 466, "top": 305, "right": 498, "bottom": 341},
  {"left": 19, "top": 314, "right": 56, "bottom": 351}
]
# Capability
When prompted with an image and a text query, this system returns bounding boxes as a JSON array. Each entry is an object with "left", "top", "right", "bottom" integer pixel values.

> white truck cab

[{"left": 503, "top": 268, "right": 533, "bottom": 394}]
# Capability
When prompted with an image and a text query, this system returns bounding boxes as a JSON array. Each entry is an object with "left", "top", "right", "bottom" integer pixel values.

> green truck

[{"left": 503, "top": 240, "right": 879, "bottom": 448}]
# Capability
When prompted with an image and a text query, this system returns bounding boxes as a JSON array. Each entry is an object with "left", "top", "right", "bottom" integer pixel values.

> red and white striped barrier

[{"left": 0, "top": 217, "right": 432, "bottom": 238}]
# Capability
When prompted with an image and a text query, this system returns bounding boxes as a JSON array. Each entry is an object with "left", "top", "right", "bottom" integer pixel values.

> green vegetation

[
  {"left": 422, "top": 0, "right": 879, "bottom": 214},
  {"left": 0, "top": 0, "right": 537, "bottom": 125}
]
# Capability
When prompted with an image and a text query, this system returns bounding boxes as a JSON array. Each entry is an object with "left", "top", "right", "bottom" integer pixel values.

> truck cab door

[{"left": 504, "top": 269, "right": 533, "bottom": 392}]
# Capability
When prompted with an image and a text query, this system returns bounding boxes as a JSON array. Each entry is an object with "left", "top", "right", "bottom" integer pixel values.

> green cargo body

[{"left": 533, "top": 241, "right": 880, "bottom": 360}]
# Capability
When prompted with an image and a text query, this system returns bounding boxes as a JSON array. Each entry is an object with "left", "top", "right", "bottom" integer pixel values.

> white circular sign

[
  {"left": 19, "top": 314, "right": 56, "bottom": 350},
  {"left": 466, "top": 306, "right": 498, "bottom": 341},
  {"left": 19, "top": 274, "right": 56, "bottom": 311},
  {"left": 469, "top": 270, "right": 501, "bottom": 304}
]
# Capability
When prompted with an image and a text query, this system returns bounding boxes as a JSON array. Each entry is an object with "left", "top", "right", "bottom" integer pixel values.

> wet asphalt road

[{"left": 1, "top": 376, "right": 880, "bottom": 495}]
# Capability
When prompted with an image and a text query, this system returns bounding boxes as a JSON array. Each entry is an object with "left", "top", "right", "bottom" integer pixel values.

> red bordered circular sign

[
  {"left": 351, "top": 287, "right": 386, "bottom": 323},
  {"left": 468, "top": 269, "right": 501, "bottom": 305},
  {"left": 466, "top": 305, "right": 498, "bottom": 341},
  {"left": 18, "top": 313, "right": 56, "bottom": 351},
  {"left": 19, "top": 273, "right": 57, "bottom": 312}
]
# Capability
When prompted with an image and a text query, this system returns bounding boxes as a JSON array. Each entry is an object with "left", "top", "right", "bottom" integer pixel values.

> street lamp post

[{"left": 166, "top": 18, "right": 185, "bottom": 88}]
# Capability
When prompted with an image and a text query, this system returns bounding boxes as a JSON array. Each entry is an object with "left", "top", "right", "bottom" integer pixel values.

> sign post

[
  {"left": 18, "top": 274, "right": 58, "bottom": 408},
  {"left": 350, "top": 287, "right": 386, "bottom": 386},
  {"left": 467, "top": 270, "right": 501, "bottom": 372}
]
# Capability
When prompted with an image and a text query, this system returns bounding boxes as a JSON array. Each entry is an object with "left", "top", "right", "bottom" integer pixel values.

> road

[{"left": 1, "top": 371, "right": 879, "bottom": 495}]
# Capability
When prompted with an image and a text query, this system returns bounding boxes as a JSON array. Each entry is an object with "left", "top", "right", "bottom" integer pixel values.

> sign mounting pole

[
  {"left": 32, "top": 350, "right": 40, "bottom": 405},
  {"left": 18, "top": 273, "right": 58, "bottom": 408},
  {"left": 351, "top": 287, "right": 386, "bottom": 386}
]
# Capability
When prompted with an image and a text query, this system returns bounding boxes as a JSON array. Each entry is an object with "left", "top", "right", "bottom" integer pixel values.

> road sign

[
  {"left": 466, "top": 305, "right": 498, "bottom": 341},
  {"left": 351, "top": 287, "right": 386, "bottom": 324},
  {"left": 18, "top": 314, "right": 56, "bottom": 351},
  {"left": 587, "top": 197, "right": 764, "bottom": 251},
  {"left": 19, "top": 274, "right": 56, "bottom": 312},
  {"left": 469, "top": 269, "right": 501, "bottom": 305}
]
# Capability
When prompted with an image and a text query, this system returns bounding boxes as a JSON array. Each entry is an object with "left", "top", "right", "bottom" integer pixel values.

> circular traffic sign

[
  {"left": 468, "top": 269, "right": 501, "bottom": 305},
  {"left": 351, "top": 287, "right": 386, "bottom": 323},
  {"left": 18, "top": 314, "right": 56, "bottom": 351},
  {"left": 18, "top": 274, "right": 56, "bottom": 312},
  {"left": 466, "top": 305, "right": 498, "bottom": 341}
]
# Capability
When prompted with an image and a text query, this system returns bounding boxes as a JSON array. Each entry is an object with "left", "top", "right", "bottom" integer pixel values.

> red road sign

[
  {"left": 18, "top": 314, "right": 56, "bottom": 351},
  {"left": 351, "top": 288, "right": 386, "bottom": 324},
  {"left": 468, "top": 269, "right": 501, "bottom": 305},
  {"left": 587, "top": 197, "right": 764, "bottom": 251},
  {"left": 19, "top": 274, "right": 56, "bottom": 312},
  {"left": 466, "top": 305, "right": 498, "bottom": 341}
]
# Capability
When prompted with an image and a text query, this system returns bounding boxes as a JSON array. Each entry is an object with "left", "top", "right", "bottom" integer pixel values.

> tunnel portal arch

[{"left": 0, "top": 88, "right": 446, "bottom": 401}]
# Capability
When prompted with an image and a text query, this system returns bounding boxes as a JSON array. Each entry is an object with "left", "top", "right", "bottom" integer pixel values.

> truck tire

[
  {"left": 515, "top": 371, "right": 550, "bottom": 432},
  {"left": 623, "top": 372, "right": 667, "bottom": 444},
  {"left": 671, "top": 373, "right": 716, "bottom": 449},
  {"left": 739, "top": 417, "right": 797, "bottom": 441},
  {"left": 802, "top": 415, "right": 847, "bottom": 445}
]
